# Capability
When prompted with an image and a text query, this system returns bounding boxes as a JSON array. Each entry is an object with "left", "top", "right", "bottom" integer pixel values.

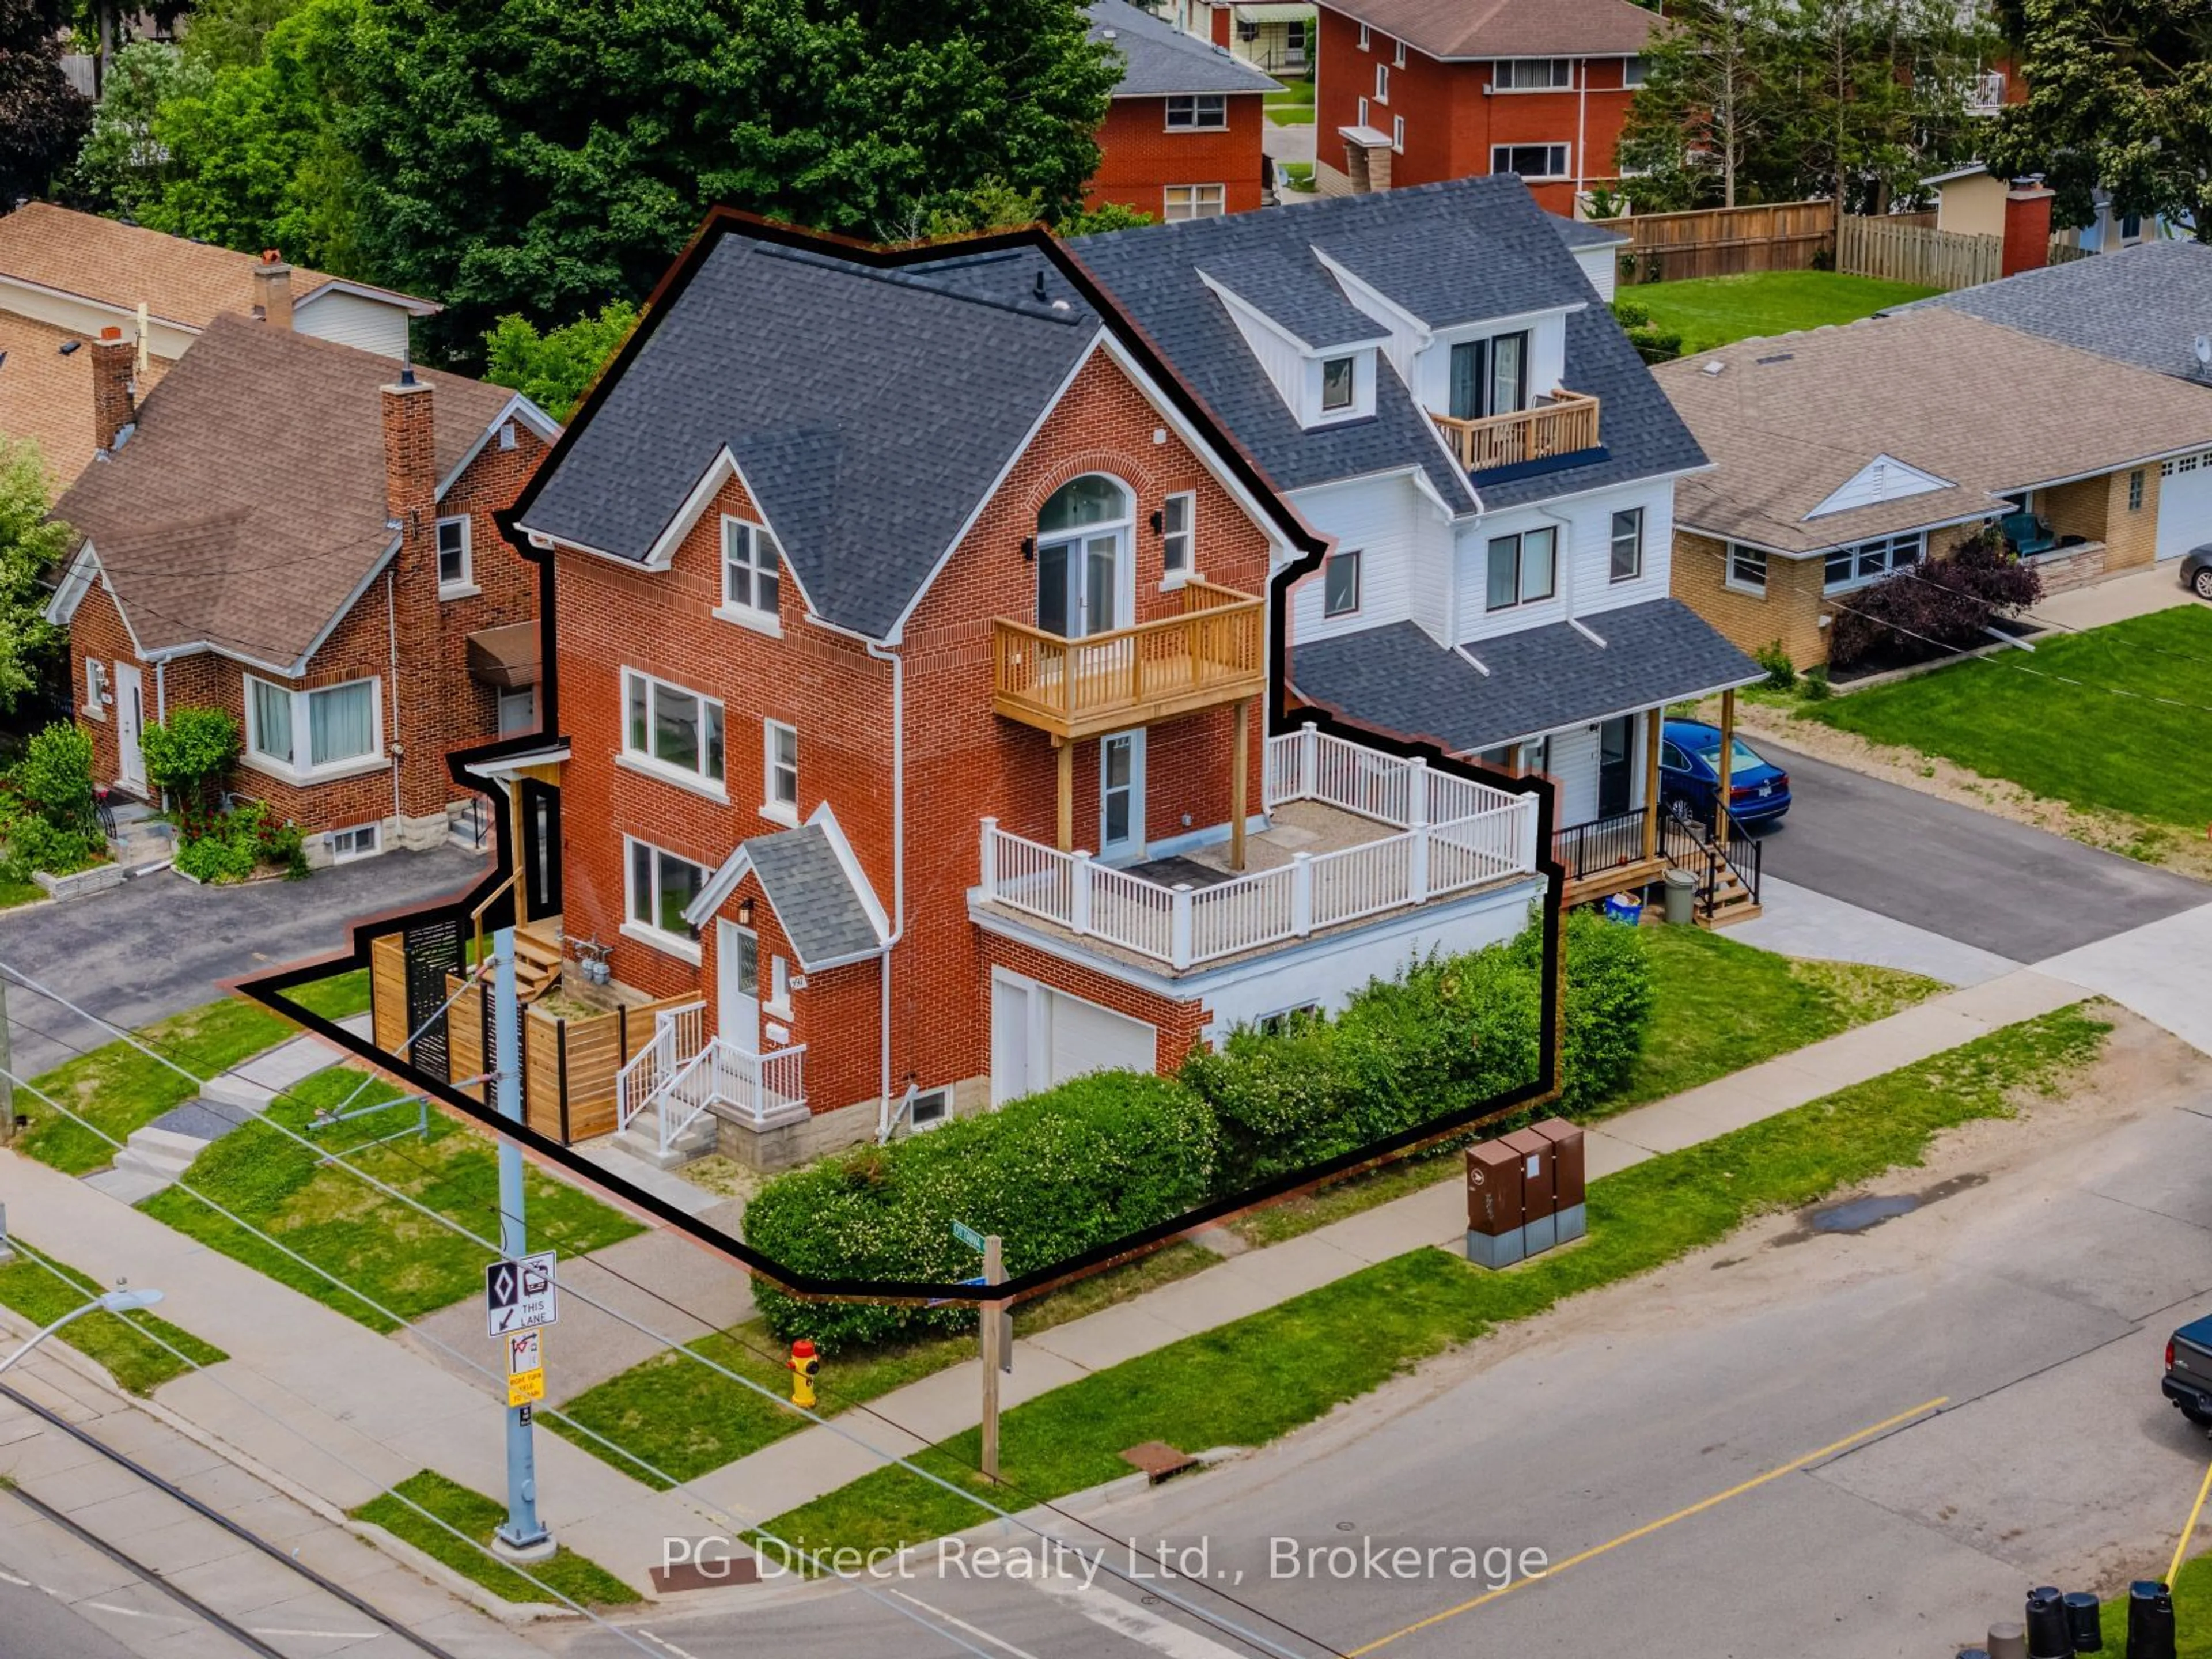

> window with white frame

[
  {"left": 1320, "top": 355, "right": 1357, "bottom": 411},
  {"left": 1821, "top": 531, "right": 1922, "bottom": 593},
  {"left": 1255, "top": 1003, "right": 1321, "bottom": 1037},
  {"left": 1323, "top": 548, "right": 1362, "bottom": 616},
  {"left": 1374, "top": 62, "right": 1389, "bottom": 102},
  {"left": 764, "top": 719, "right": 798, "bottom": 820},
  {"left": 84, "top": 658, "right": 108, "bottom": 719},
  {"left": 1358, "top": 95, "right": 1370, "bottom": 126},
  {"left": 1358, "top": 21, "right": 1370, "bottom": 49},
  {"left": 1164, "top": 184, "right": 1226, "bottom": 220},
  {"left": 244, "top": 675, "right": 380, "bottom": 776},
  {"left": 1162, "top": 491, "right": 1194, "bottom": 580},
  {"left": 1623, "top": 55, "right": 1649, "bottom": 86},
  {"left": 626, "top": 838, "right": 708, "bottom": 949},
  {"left": 435, "top": 516, "right": 472, "bottom": 592},
  {"left": 1610, "top": 508, "right": 1644, "bottom": 582},
  {"left": 767, "top": 952, "right": 792, "bottom": 1016},
  {"left": 721, "top": 516, "right": 782, "bottom": 627},
  {"left": 1476, "top": 735, "right": 1550, "bottom": 776},
  {"left": 1392, "top": 35, "right": 1405, "bottom": 66},
  {"left": 328, "top": 823, "right": 380, "bottom": 862},
  {"left": 1165, "top": 93, "right": 1227, "bottom": 130},
  {"left": 910, "top": 1086, "right": 950, "bottom": 1127},
  {"left": 1496, "top": 58, "right": 1574, "bottom": 89},
  {"left": 1491, "top": 142, "right": 1571, "bottom": 179},
  {"left": 1392, "top": 115, "right": 1405, "bottom": 151},
  {"left": 623, "top": 669, "right": 725, "bottom": 788},
  {"left": 1485, "top": 527, "right": 1558, "bottom": 611},
  {"left": 1726, "top": 544, "right": 1768, "bottom": 594}
]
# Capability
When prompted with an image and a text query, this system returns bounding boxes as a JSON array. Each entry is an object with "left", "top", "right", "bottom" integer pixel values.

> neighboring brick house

[
  {"left": 0, "top": 203, "right": 435, "bottom": 486},
  {"left": 501, "top": 212, "right": 1548, "bottom": 1171},
  {"left": 1088, "top": 0, "right": 1278, "bottom": 222},
  {"left": 1166, "top": 0, "right": 1317, "bottom": 76},
  {"left": 42, "top": 311, "right": 558, "bottom": 864},
  {"left": 1307, "top": 0, "right": 1656, "bottom": 211},
  {"left": 1656, "top": 305, "right": 2212, "bottom": 670}
]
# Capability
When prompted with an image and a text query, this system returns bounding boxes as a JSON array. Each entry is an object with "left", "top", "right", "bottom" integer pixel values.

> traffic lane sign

[
  {"left": 507, "top": 1331, "right": 541, "bottom": 1374},
  {"left": 486, "top": 1249, "right": 560, "bottom": 1336}
]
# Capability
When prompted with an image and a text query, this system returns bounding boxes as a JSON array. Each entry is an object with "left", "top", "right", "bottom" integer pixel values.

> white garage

[
  {"left": 2157, "top": 450, "right": 2212, "bottom": 560},
  {"left": 990, "top": 971, "right": 1157, "bottom": 1105}
]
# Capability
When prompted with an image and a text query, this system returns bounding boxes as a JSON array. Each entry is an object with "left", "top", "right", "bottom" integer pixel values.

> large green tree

[
  {"left": 65, "top": 39, "right": 213, "bottom": 219},
  {"left": 1987, "top": 0, "right": 2212, "bottom": 240},
  {"left": 0, "top": 442, "right": 73, "bottom": 717},
  {"left": 0, "top": 0, "right": 92, "bottom": 204}
]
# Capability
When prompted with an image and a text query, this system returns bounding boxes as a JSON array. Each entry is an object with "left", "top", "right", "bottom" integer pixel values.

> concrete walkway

[
  {"left": 2031, "top": 562, "right": 2198, "bottom": 632},
  {"left": 684, "top": 964, "right": 2089, "bottom": 1524},
  {"left": 1730, "top": 874, "right": 2022, "bottom": 987}
]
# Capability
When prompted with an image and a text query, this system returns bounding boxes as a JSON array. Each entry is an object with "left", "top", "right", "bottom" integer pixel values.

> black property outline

[{"left": 239, "top": 209, "right": 1568, "bottom": 1306}]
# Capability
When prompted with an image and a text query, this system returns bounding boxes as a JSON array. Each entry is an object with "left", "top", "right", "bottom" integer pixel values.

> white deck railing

[
  {"left": 978, "top": 726, "right": 1537, "bottom": 971},
  {"left": 615, "top": 1001, "right": 703, "bottom": 1134},
  {"left": 616, "top": 1001, "right": 804, "bottom": 1154}
]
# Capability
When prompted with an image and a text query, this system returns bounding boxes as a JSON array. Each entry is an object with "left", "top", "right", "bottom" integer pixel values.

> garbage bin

[
  {"left": 1662, "top": 868, "right": 1698, "bottom": 925},
  {"left": 1602, "top": 892, "right": 1643, "bottom": 926}
]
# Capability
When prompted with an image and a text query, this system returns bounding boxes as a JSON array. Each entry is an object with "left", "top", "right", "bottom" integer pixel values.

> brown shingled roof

[
  {"left": 53, "top": 314, "right": 518, "bottom": 668},
  {"left": 1325, "top": 0, "right": 1656, "bottom": 62},
  {"left": 0, "top": 313, "right": 168, "bottom": 486},
  {"left": 0, "top": 203, "right": 433, "bottom": 332}
]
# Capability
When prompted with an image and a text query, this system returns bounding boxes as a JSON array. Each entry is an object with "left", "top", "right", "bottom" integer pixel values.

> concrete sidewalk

[{"left": 687, "top": 964, "right": 2089, "bottom": 1524}]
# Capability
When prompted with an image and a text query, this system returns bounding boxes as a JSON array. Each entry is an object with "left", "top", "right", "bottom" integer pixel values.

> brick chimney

[
  {"left": 253, "top": 250, "right": 294, "bottom": 330},
  {"left": 90, "top": 325, "right": 135, "bottom": 454},
  {"left": 382, "top": 366, "right": 441, "bottom": 824},
  {"left": 2001, "top": 179, "right": 2056, "bottom": 278},
  {"left": 381, "top": 367, "right": 435, "bottom": 531}
]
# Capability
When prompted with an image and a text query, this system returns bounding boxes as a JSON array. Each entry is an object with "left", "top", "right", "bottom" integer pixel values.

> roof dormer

[{"left": 1198, "top": 249, "right": 1389, "bottom": 430}]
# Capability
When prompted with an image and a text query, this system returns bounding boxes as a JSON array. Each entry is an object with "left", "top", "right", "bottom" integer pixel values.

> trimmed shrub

[
  {"left": 1752, "top": 640, "right": 1796, "bottom": 690},
  {"left": 746, "top": 1073, "right": 1217, "bottom": 1350},
  {"left": 141, "top": 707, "right": 240, "bottom": 824},
  {"left": 15, "top": 722, "right": 96, "bottom": 839},
  {"left": 173, "top": 801, "right": 310, "bottom": 884},
  {"left": 1552, "top": 908, "right": 1657, "bottom": 1111}
]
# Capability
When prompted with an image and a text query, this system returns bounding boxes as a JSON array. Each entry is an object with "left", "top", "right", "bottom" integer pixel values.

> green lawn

[
  {"left": 350, "top": 1471, "right": 638, "bottom": 1608},
  {"left": 1808, "top": 608, "right": 2212, "bottom": 830},
  {"left": 276, "top": 967, "right": 373, "bottom": 1024},
  {"left": 1264, "top": 78, "right": 1315, "bottom": 124},
  {"left": 140, "top": 1067, "right": 642, "bottom": 1333},
  {"left": 0, "top": 1241, "right": 226, "bottom": 1395},
  {"left": 2103, "top": 1551, "right": 2212, "bottom": 1654},
  {"left": 0, "top": 878, "right": 41, "bottom": 910},
  {"left": 16, "top": 998, "right": 301, "bottom": 1175},
  {"left": 757, "top": 1005, "right": 2106, "bottom": 1560},
  {"left": 1623, "top": 271, "right": 1937, "bottom": 353}
]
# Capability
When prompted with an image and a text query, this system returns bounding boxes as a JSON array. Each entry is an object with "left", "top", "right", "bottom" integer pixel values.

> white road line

[
  {"left": 885, "top": 1586, "right": 1049, "bottom": 1658},
  {"left": 252, "top": 1628, "right": 384, "bottom": 1640},
  {"left": 1029, "top": 1573, "right": 1255, "bottom": 1659},
  {"left": 79, "top": 1597, "right": 190, "bottom": 1622}
]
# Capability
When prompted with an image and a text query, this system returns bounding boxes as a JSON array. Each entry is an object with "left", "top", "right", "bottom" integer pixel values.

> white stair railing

[{"left": 615, "top": 1000, "right": 704, "bottom": 1134}]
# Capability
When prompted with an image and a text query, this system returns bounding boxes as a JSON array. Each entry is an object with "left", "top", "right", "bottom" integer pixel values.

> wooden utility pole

[
  {"left": 1715, "top": 688, "right": 1737, "bottom": 843},
  {"left": 979, "top": 1234, "right": 1006, "bottom": 1481}
]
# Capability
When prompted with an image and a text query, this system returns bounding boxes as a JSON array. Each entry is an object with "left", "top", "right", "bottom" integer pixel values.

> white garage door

[
  {"left": 990, "top": 972, "right": 1156, "bottom": 1104},
  {"left": 2157, "top": 451, "right": 2212, "bottom": 560}
]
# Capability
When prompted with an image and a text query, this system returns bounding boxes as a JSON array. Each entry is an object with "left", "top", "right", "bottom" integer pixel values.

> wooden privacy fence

[
  {"left": 369, "top": 931, "right": 694, "bottom": 1144},
  {"left": 1837, "top": 214, "right": 2002, "bottom": 291},
  {"left": 1618, "top": 199, "right": 1838, "bottom": 283}
]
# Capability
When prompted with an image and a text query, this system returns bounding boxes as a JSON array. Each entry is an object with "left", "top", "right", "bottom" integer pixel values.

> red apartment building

[
  {"left": 44, "top": 286, "right": 558, "bottom": 866},
  {"left": 1088, "top": 0, "right": 1279, "bottom": 221},
  {"left": 488, "top": 215, "right": 1545, "bottom": 1172},
  {"left": 1311, "top": 0, "right": 1657, "bottom": 211}
]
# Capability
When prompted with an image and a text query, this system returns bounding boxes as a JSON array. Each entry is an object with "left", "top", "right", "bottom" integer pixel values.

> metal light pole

[
  {"left": 490, "top": 928, "right": 554, "bottom": 1561},
  {"left": 0, "top": 1287, "right": 164, "bottom": 1375}
]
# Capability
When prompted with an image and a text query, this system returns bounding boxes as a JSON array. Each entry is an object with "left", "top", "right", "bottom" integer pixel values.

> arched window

[{"left": 1036, "top": 475, "right": 1131, "bottom": 638}]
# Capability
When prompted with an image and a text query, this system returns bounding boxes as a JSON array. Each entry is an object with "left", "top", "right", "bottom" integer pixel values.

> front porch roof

[
  {"left": 1290, "top": 598, "right": 1762, "bottom": 755},
  {"left": 685, "top": 815, "right": 887, "bottom": 970}
]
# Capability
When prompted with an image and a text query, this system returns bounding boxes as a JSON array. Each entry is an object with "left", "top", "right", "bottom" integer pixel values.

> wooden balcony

[
  {"left": 991, "top": 579, "right": 1265, "bottom": 743},
  {"left": 1431, "top": 390, "right": 1601, "bottom": 474}
]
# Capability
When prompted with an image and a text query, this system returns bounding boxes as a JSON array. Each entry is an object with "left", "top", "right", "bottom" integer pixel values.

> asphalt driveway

[
  {"left": 1749, "top": 742, "right": 2208, "bottom": 964},
  {"left": 0, "top": 845, "right": 488, "bottom": 1076}
]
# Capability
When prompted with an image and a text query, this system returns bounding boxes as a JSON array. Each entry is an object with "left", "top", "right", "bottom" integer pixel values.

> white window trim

[
  {"left": 620, "top": 666, "right": 727, "bottom": 797},
  {"left": 762, "top": 718, "right": 800, "bottom": 827},
  {"left": 1161, "top": 490, "right": 1195, "bottom": 589},
  {"left": 1610, "top": 507, "right": 1644, "bottom": 584},
  {"left": 717, "top": 514, "right": 783, "bottom": 637},
  {"left": 908, "top": 1085, "right": 953, "bottom": 1130},
  {"left": 1358, "top": 21, "right": 1370, "bottom": 50},
  {"left": 1392, "top": 115, "right": 1405, "bottom": 152},
  {"left": 622, "top": 834, "right": 707, "bottom": 964},
  {"left": 1490, "top": 141, "right": 1573, "bottom": 180},
  {"left": 328, "top": 823, "right": 381, "bottom": 862},
  {"left": 1164, "top": 93, "right": 1228, "bottom": 131},
  {"left": 1374, "top": 63, "right": 1389, "bottom": 104},
  {"left": 1493, "top": 58, "right": 1575, "bottom": 92},
  {"left": 1392, "top": 36, "right": 1405, "bottom": 67},
  {"left": 435, "top": 514, "right": 477, "bottom": 598},
  {"left": 1323, "top": 548, "right": 1362, "bottom": 618},
  {"left": 1357, "top": 95, "right": 1370, "bottom": 127},
  {"left": 766, "top": 953, "right": 793, "bottom": 1019},
  {"left": 1163, "top": 183, "right": 1227, "bottom": 221},
  {"left": 241, "top": 673, "right": 385, "bottom": 785},
  {"left": 83, "top": 658, "right": 108, "bottom": 721},
  {"left": 1724, "top": 544, "right": 1770, "bottom": 597},
  {"left": 1820, "top": 531, "right": 1925, "bottom": 596}
]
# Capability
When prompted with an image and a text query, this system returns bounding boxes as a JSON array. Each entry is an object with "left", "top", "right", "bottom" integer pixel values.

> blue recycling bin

[{"left": 1602, "top": 893, "right": 1643, "bottom": 926}]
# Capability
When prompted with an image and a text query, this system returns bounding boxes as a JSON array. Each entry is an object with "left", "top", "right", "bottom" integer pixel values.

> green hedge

[
  {"left": 1554, "top": 908, "right": 1657, "bottom": 1110},
  {"left": 747, "top": 1073, "right": 1217, "bottom": 1350}
]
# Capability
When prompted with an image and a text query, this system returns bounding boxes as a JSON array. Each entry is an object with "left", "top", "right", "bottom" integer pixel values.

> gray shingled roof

[
  {"left": 1922, "top": 240, "right": 2212, "bottom": 387},
  {"left": 1088, "top": 0, "right": 1279, "bottom": 96},
  {"left": 743, "top": 824, "right": 883, "bottom": 969},
  {"left": 1070, "top": 176, "right": 1707, "bottom": 513},
  {"left": 1290, "top": 603, "right": 1762, "bottom": 756},
  {"left": 517, "top": 236, "right": 1097, "bottom": 641},
  {"left": 1200, "top": 248, "right": 1388, "bottom": 349},
  {"left": 1554, "top": 215, "right": 1631, "bottom": 249}
]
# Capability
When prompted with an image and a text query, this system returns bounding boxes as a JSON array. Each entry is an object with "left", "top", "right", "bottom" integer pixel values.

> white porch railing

[
  {"left": 647, "top": 1037, "right": 807, "bottom": 1155},
  {"left": 615, "top": 1001, "right": 703, "bottom": 1134},
  {"left": 978, "top": 725, "right": 1537, "bottom": 971}
]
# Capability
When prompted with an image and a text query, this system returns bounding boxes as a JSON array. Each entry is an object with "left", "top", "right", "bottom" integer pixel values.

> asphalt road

[
  {"left": 558, "top": 1015, "right": 2212, "bottom": 1659},
  {"left": 1749, "top": 741, "right": 2208, "bottom": 963},
  {"left": 0, "top": 1567, "right": 143, "bottom": 1659},
  {"left": 0, "top": 844, "right": 487, "bottom": 1075}
]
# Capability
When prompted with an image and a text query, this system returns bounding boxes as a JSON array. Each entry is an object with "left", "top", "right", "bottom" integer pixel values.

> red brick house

[
  {"left": 1310, "top": 0, "right": 1656, "bottom": 211},
  {"left": 493, "top": 213, "right": 1546, "bottom": 1171},
  {"left": 1088, "top": 0, "right": 1279, "bottom": 221},
  {"left": 43, "top": 304, "right": 558, "bottom": 866}
]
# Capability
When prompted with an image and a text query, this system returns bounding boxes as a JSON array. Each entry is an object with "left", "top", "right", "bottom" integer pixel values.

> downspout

[
  {"left": 1575, "top": 62, "right": 1588, "bottom": 203},
  {"left": 863, "top": 637, "right": 907, "bottom": 1139},
  {"left": 386, "top": 569, "right": 403, "bottom": 824}
]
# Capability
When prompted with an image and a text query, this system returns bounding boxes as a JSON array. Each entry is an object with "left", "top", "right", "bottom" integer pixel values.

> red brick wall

[
  {"left": 1089, "top": 93, "right": 1267, "bottom": 219},
  {"left": 67, "top": 577, "right": 138, "bottom": 790}
]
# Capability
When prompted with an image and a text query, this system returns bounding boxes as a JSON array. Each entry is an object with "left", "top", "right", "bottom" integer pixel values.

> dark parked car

[
  {"left": 1658, "top": 719, "right": 1791, "bottom": 828},
  {"left": 2165, "top": 1316, "right": 2212, "bottom": 1427},
  {"left": 2182, "top": 544, "right": 2212, "bottom": 602}
]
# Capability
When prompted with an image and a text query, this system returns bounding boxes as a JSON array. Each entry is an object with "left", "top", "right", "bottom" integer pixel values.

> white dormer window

[
  {"left": 1321, "top": 357, "right": 1355, "bottom": 411},
  {"left": 1303, "top": 349, "right": 1376, "bottom": 427},
  {"left": 719, "top": 516, "right": 783, "bottom": 635}
]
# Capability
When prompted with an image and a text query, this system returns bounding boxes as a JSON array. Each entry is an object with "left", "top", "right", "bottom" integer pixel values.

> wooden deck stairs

[{"left": 515, "top": 916, "right": 563, "bottom": 1003}]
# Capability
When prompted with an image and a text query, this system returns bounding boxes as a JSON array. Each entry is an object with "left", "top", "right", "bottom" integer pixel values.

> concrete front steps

[
  {"left": 82, "top": 1097, "right": 257, "bottom": 1203},
  {"left": 609, "top": 1097, "right": 715, "bottom": 1169}
]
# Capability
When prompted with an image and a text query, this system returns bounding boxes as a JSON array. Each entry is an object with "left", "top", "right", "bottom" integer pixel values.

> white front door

[
  {"left": 113, "top": 663, "right": 146, "bottom": 792},
  {"left": 1099, "top": 729, "right": 1146, "bottom": 863},
  {"left": 716, "top": 921, "right": 761, "bottom": 1054}
]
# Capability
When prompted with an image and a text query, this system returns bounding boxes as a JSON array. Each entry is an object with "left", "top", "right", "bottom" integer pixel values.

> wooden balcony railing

[
  {"left": 991, "top": 579, "right": 1265, "bottom": 741},
  {"left": 1431, "top": 390, "right": 1601, "bottom": 474}
]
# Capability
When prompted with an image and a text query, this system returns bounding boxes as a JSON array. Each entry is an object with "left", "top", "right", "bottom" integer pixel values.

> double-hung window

[
  {"left": 245, "top": 675, "right": 380, "bottom": 777},
  {"left": 1323, "top": 549, "right": 1362, "bottom": 618},
  {"left": 1726, "top": 544, "right": 1768, "bottom": 594},
  {"left": 1162, "top": 491, "right": 1194, "bottom": 581},
  {"left": 1491, "top": 142, "right": 1571, "bottom": 179},
  {"left": 764, "top": 719, "right": 798, "bottom": 822},
  {"left": 1165, "top": 93, "right": 1227, "bottom": 130},
  {"left": 1484, "top": 527, "right": 1558, "bottom": 611},
  {"left": 1495, "top": 58, "right": 1573, "bottom": 89},
  {"left": 84, "top": 658, "right": 108, "bottom": 719},
  {"left": 1374, "top": 63, "right": 1389, "bottom": 103},
  {"left": 1821, "top": 532, "right": 1922, "bottom": 593},
  {"left": 626, "top": 838, "right": 708, "bottom": 954},
  {"left": 721, "top": 517, "right": 782, "bottom": 630},
  {"left": 1164, "top": 184, "right": 1226, "bottom": 220},
  {"left": 1609, "top": 508, "right": 1644, "bottom": 582},
  {"left": 623, "top": 669, "right": 725, "bottom": 791},
  {"left": 435, "top": 516, "right": 472, "bottom": 593}
]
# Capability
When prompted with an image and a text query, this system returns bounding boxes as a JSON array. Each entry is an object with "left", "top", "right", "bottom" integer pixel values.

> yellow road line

[
  {"left": 2168, "top": 1452, "right": 2212, "bottom": 1586},
  {"left": 1346, "top": 1396, "right": 1949, "bottom": 1657}
]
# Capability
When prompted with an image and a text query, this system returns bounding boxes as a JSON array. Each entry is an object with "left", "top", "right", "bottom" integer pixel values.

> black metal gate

[{"left": 403, "top": 918, "right": 464, "bottom": 1082}]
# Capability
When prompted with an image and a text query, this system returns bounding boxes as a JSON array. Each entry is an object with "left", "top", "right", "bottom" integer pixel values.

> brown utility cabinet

[
  {"left": 1465, "top": 1140, "right": 1527, "bottom": 1270},
  {"left": 1531, "top": 1118, "right": 1586, "bottom": 1244},
  {"left": 1503, "top": 1127, "right": 1558, "bottom": 1253}
]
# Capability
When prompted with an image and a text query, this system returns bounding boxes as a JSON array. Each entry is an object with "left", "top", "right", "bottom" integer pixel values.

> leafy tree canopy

[
  {"left": 0, "top": 0, "right": 93, "bottom": 204},
  {"left": 65, "top": 39, "right": 213, "bottom": 219},
  {"left": 482, "top": 302, "right": 640, "bottom": 423},
  {"left": 0, "top": 441, "right": 74, "bottom": 715}
]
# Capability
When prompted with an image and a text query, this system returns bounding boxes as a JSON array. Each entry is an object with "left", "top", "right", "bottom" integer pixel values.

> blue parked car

[{"left": 1658, "top": 719, "right": 1791, "bottom": 828}]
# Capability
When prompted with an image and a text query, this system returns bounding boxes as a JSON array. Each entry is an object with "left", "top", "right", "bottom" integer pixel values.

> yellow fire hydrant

[{"left": 788, "top": 1339, "right": 820, "bottom": 1409}]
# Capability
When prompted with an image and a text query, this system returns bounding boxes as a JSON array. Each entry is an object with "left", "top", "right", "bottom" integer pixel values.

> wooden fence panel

[
  {"left": 1836, "top": 215, "right": 2002, "bottom": 291},
  {"left": 369, "top": 933, "right": 407, "bottom": 1058},
  {"left": 517, "top": 992, "right": 702, "bottom": 1145},
  {"left": 444, "top": 975, "right": 486, "bottom": 1104},
  {"left": 1622, "top": 199, "right": 1838, "bottom": 283}
]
